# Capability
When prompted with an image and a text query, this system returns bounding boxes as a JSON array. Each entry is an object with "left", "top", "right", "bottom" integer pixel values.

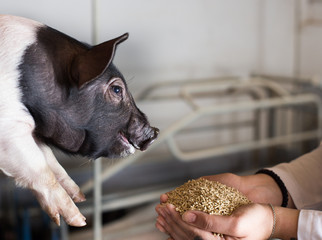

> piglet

[{"left": 0, "top": 15, "right": 158, "bottom": 227}]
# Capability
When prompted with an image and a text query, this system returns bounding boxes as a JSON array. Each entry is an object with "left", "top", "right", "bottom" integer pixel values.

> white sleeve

[
  {"left": 298, "top": 210, "right": 322, "bottom": 240},
  {"left": 269, "top": 143, "right": 322, "bottom": 210}
]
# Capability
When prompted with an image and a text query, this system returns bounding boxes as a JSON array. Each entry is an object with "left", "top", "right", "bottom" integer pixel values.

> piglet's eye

[{"left": 111, "top": 85, "right": 122, "bottom": 95}]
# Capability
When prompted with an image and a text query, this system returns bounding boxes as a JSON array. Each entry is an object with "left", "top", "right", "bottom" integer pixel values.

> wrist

[
  {"left": 267, "top": 204, "right": 276, "bottom": 239},
  {"left": 243, "top": 173, "right": 283, "bottom": 205},
  {"left": 272, "top": 206, "right": 299, "bottom": 239},
  {"left": 255, "top": 169, "right": 287, "bottom": 207}
]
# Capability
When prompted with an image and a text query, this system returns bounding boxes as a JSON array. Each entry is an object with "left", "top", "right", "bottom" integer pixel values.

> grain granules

[{"left": 164, "top": 178, "right": 252, "bottom": 236}]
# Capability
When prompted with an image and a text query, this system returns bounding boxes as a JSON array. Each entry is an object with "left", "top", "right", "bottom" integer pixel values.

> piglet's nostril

[
  {"left": 138, "top": 127, "right": 159, "bottom": 151},
  {"left": 150, "top": 127, "right": 159, "bottom": 140}
]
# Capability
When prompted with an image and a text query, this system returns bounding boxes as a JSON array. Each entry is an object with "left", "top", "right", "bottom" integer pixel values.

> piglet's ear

[{"left": 73, "top": 33, "right": 129, "bottom": 88}]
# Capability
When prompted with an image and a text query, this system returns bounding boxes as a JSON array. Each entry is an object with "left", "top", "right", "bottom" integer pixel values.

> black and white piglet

[{"left": 0, "top": 15, "right": 158, "bottom": 227}]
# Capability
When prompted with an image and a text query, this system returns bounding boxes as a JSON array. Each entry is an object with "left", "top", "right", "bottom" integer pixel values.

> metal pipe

[
  {"left": 167, "top": 130, "right": 319, "bottom": 162},
  {"left": 91, "top": 0, "right": 98, "bottom": 45},
  {"left": 91, "top": 1, "right": 102, "bottom": 238},
  {"left": 60, "top": 219, "right": 69, "bottom": 240},
  {"left": 171, "top": 94, "right": 319, "bottom": 138},
  {"left": 181, "top": 77, "right": 294, "bottom": 143},
  {"left": 80, "top": 186, "right": 174, "bottom": 215},
  {"left": 180, "top": 77, "right": 291, "bottom": 103},
  {"left": 166, "top": 94, "right": 322, "bottom": 161},
  {"left": 94, "top": 157, "right": 102, "bottom": 240}
]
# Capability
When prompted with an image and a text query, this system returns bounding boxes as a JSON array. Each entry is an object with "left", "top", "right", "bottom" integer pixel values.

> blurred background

[{"left": 1, "top": 0, "right": 322, "bottom": 239}]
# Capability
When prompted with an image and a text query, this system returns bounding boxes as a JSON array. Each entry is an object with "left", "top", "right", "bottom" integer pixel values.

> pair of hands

[{"left": 155, "top": 173, "right": 288, "bottom": 240}]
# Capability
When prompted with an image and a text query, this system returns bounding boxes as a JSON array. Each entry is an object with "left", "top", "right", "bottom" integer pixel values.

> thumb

[
  {"left": 182, "top": 211, "right": 232, "bottom": 234},
  {"left": 160, "top": 193, "right": 168, "bottom": 203}
]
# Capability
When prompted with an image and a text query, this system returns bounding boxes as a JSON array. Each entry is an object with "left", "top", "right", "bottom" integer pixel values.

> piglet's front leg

[
  {"left": 39, "top": 144, "right": 86, "bottom": 204},
  {"left": 0, "top": 122, "right": 86, "bottom": 227},
  {"left": 31, "top": 146, "right": 87, "bottom": 227}
]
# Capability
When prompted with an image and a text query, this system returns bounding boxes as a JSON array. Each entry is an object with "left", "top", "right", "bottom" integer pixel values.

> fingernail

[
  {"left": 80, "top": 219, "right": 87, "bottom": 226},
  {"left": 160, "top": 194, "right": 168, "bottom": 203},
  {"left": 53, "top": 213, "right": 60, "bottom": 226},
  {"left": 182, "top": 212, "right": 196, "bottom": 223},
  {"left": 67, "top": 213, "right": 87, "bottom": 227},
  {"left": 73, "top": 191, "right": 86, "bottom": 202},
  {"left": 74, "top": 217, "right": 87, "bottom": 227},
  {"left": 167, "top": 204, "right": 175, "bottom": 209}
]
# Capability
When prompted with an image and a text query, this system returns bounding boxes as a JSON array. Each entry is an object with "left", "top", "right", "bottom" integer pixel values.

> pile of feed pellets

[{"left": 164, "top": 178, "right": 252, "bottom": 236}]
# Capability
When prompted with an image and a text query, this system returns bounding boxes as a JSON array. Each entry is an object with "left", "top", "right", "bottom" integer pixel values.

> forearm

[
  {"left": 273, "top": 206, "right": 299, "bottom": 240},
  {"left": 244, "top": 173, "right": 296, "bottom": 208}
]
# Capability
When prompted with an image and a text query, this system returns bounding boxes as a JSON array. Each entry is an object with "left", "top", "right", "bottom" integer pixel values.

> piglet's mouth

[
  {"left": 119, "top": 127, "right": 159, "bottom": 152},
  {"left": 119, "top": 132, "right": 140, "bottom": 150}
]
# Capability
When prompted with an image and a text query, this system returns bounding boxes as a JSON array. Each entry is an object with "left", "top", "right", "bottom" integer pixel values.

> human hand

[
  {"left": 202, "top": 173, "right": 284, "bottom": 205},
  {"left": 156, "top": 172, "right": 286, "bottom": 239},
  {"left": 156, "top": 203, "right": 274, "bottom": 240}
]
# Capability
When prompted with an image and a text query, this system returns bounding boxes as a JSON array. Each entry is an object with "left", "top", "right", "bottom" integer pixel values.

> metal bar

[
  {"left": 94, "top": 157, "right": 102, "bottom": 240},
  {"left": 91, "top": 0, "right": 98, "bottom": 45},
  {"left": 60, "top": 219, "right": 69, "bottom": 240},
  {"left": 165, "top": 94, "right": 322, "bottom": 161},
  {"left": 180, "top": 77, "right": 291, "bottom": 103},
  {"left": 167, "top": 130, "right": 319, "bottom": 161},
  {"left": 80, "top": 186, "right": 174, "bottom": 215},
  {"left": 91, "top": 1, "right": 102, "bottom": 238},
  {"left": 160, "top": 94, "right": 321, "bottom": 143}
]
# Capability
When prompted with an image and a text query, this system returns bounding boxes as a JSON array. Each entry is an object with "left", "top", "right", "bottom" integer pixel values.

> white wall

[
  {"left": 259, "top": 0, "right": 296, "bottom": 76},
  {"left": 96, "top": 0, "right": 262, "bottom": 89},
  {"left": 299, "top": 0, "right": 322, "bottom": 79},
  {"left": 3, "top": 0, "right": 321, "bottom": 93},
  {"left": 1, "top": 0, "right": 322, "bottom": 97},
  {"left": 1, "top": 0, "right": 93, "bottom": 43}
]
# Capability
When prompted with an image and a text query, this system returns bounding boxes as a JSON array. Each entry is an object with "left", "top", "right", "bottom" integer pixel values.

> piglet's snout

[
  {"left": 137, "top": 126, "right": 159, "bottom": 151},
  {"left": 127, "top": 112, "right": 159, "bottom": 152}
]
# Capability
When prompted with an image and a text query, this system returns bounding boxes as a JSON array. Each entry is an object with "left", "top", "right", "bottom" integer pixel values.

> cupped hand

[
  {"left": 155, "top": 172, "right": 284, "bottom": 239},
  {"left": 156, "top": 203, "right": 274, "bottom": 240}
]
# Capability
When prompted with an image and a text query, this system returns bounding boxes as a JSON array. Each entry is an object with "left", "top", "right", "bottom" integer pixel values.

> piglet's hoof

[{"left": 33, "top": 182, "right": 86, "bottom": 227}]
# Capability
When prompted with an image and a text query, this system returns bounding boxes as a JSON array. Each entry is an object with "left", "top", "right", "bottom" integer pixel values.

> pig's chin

[{"left": 117, "top": 132, "right": 136, "bottom": 158}]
